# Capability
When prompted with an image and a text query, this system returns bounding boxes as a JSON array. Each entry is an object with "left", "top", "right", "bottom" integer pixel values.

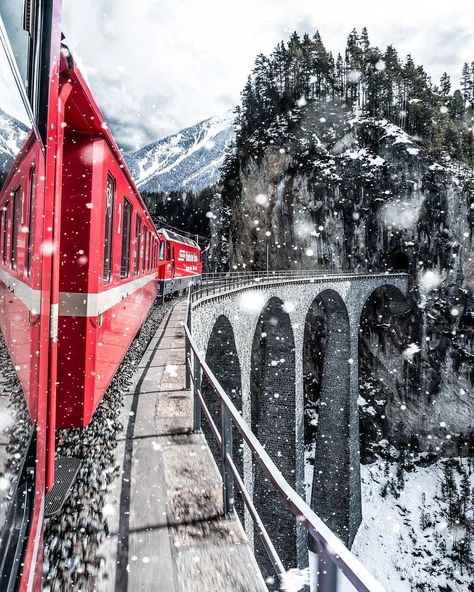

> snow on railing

[{"left": 184, "top": 289, "right": 386, "bottom": 592}]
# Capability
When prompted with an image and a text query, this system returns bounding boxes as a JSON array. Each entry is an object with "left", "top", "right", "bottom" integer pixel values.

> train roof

[
  {"left": 158, "top": 229, "right": 199, "bottom": 248},
  {"left": 59, "top": 44, "right": 157, "bottom": 235}
]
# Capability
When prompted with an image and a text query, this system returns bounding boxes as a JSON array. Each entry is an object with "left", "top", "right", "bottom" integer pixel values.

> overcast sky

[{"left": 63, "top": 0, "right": 474, "bottom": 151}]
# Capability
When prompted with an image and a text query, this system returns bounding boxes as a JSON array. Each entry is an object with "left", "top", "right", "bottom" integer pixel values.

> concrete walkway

[{"left": 99, "top": 300, "right": 266, "bottom": 591}]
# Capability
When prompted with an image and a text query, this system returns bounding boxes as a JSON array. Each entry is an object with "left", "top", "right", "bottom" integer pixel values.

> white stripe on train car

[
  {"left": 0, "top": 267, "right": 42, "bottom": 312},
  {"left": 0, "top": 267, "right": 160, "bottom": 318},
  {"left": 58, "top": 272, "right": 158, "bottom": 317}
]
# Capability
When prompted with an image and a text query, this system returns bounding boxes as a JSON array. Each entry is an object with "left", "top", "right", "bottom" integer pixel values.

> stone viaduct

[{"left": 190, "top": 273, "right": 409, "bottom": 575}]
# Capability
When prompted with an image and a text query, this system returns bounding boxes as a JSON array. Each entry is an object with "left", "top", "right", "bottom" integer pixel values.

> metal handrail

[
  {"left": 184, "top": 290, "right": 385, "bottom": 592},
  {"left": 193, "top": 270, "right": 409, "bottom": 306}
]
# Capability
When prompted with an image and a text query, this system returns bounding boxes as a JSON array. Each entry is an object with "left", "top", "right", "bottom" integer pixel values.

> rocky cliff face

[{"left": 211, "top": 99, "right": 474, "bottom": 452}]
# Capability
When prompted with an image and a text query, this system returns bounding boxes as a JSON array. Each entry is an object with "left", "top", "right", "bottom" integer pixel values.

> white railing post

[
  {"left": 315, "top": 542, "right": 338, "bottom": 592},
  {"left": 193, "top": 353, "right": 202, "bottom": 432},
  {"left": 221, "top": 404, "right": 234, "bottom": 517}
]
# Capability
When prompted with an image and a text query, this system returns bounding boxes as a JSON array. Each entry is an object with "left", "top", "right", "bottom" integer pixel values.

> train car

[
  {"left": 157, "top": 229, "right": 202, "bottom": 297},
  {"left": 54, "top": 49, "right": 161, "bottom": 428},
  {"left": 0, "top": 0, "right": 62, "bottom": 589}
]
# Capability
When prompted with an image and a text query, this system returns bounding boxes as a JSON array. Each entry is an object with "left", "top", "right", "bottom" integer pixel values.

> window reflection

[
  {"left": 0, "top": 2, "right": 29, "bottom": 91},
  {"left": 0, "top": 15, "right": 34, "bottom": 537},
  {"left": 0, "top": 31, "right": 31, "bottom": 193}
]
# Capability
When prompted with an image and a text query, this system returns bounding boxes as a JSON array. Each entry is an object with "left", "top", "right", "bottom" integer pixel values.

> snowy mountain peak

[
  {"left": 124, "top": 109, "right": 236, "bottom": 193},
  {"left": 0, "top": 108, "right": 29, "bottom": 175}
]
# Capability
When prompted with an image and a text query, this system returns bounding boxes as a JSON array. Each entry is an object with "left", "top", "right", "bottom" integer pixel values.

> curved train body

[
  {"left": 0, "top": 1, "right": 201, "bottom": 587},
  {"left": 157, "top": 229, "right": 202, "bottom": 297}
]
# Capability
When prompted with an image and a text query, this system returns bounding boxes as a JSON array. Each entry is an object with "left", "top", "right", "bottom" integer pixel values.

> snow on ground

[
  {"left": 347, "top": 459, "right": 474, "bottom": 591},
  {"left": 303, "top": 445, "right": 474, "bottom": 592}
]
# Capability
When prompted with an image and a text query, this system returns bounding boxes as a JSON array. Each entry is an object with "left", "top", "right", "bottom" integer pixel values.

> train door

[{"left": 171, "top": 243, "right": 176, "bottom": 278}]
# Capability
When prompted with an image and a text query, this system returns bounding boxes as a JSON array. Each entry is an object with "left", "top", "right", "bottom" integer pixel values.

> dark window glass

[
  {"left": 120, "top": 198, "right": 132, "bottom": 278},
  {"left": 103, "top": 174, "right": 114, "bottom": 283},
  {"left": 2, "top": 203, "right": 8, "bottom": 264},
  {"left": 134, "top": 215, "right": 141, "bottom": 275},
  {"left": 0, "top": 18, "right": 32, "bottom": 197},
  {"left": 10, "top": 186, "right": 20, "bottom": 269},
  {"left": 0, "top": 2, "right": 30, "bottom": 94},
  {"left": 26, "top": 166, "right": 35, "bottom": 275},
  {"left": 142, "top": 227, "right": 147, "bottom": 271},
  {"left": 1, "top": 0, "right": 46, "bottom": 123},
  {"left": 147, "top": 235, "right": 152, "bottom": 270}
]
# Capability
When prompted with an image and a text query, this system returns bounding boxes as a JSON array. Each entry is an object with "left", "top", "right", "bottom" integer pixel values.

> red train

[{"left": 0, "top": 2, "right": 201, "bottom": 588}]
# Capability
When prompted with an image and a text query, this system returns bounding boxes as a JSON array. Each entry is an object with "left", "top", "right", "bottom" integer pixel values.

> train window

[
  {"left": 103, "top": 174, "right": 115, "bottom": 283},
  {"left": 120, "top": 198, "right": 132, "bottom": 279},
  {"left": 142, "top": 228, "right": 147, "bottom": 272},
  {"left": 1, "top": 203, "right": 8, "bottom": 264},
  {"left": 159, "top": 240, "right": 165, "bottom": 261},
  {"left": 1, "top": 0, "right": 47, "bottom": 129},
  {"left": 147, "top": 235, "right": 152, "bottom": 271},
  {"left": 0, "top": 29, "right": 33, "bottom": 198},
  {"left": 166, "top": 242, "right": 170, "bottom": 261},
  {"left": 10, "top": 186, "right": 21, "bottom": 270},
  {"left": 26, "top": 166, "right": 35, "bottom": 275},
  {"left": 134, "top": 215, "right": 141, "bottom": 275}
]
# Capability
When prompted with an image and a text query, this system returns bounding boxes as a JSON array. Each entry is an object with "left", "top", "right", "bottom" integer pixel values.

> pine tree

[
  {"left": 396, "top": 447, "right": 405, "bottom": 493},
  {"left": 460, "top": 470, "right": 471, "bottom": 515},
  {"left": 440, "top": 72, "right": 451, "bottom": 96},
  {"left": 345, "top": 29, "right": 363, "bottom": 105},
  {"left": 419, "top": 492, "right": 429, "bottom": 530},
  {"left": 382, "top": 45, "right": 401, "bottom": 119},
  {"left": 461, "top": 62, "right": 473, "bottom": 105},
  {"left": 335, "top": 53, "right": 345, "bottom": 98}
]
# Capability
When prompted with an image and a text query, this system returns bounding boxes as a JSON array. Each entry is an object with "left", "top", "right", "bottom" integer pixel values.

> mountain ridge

[{"left": 124, "top": 110, "right": 235, "bottom": 193}]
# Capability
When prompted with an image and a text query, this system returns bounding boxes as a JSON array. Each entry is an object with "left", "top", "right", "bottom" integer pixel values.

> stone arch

[
  {"left": 250, "top": 297, "right": 296, "bottom": 577},
  {"left": 359, "top": 283, "right": 414, "bottom": 453},
  {"left": 202, "top": 315, "right": 244, "bottom": 518},
  {"left": 303, "top": 289, "right": 354, "bottom": 546}
]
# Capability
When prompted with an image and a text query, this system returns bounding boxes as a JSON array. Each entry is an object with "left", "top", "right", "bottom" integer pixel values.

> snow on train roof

[{"left": 159, "top": 229, "right": 199, "bottom": 248}]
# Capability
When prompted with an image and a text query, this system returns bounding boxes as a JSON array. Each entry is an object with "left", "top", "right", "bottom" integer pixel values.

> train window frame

[
  {"left": 120, "top": 198, "right": 132, "bottom": 279},
  {"left": 134, "top": 214, "right": 141, "bottom": 275},
  {"left": 103, "top": 173, "right": 115, "bottom": 284},
  {"left": 26, "top": 166, "right": 35, "bottom": 276},
  {"left": 2, "top": 202, "right": 8, "bottom": 265},
  {"left": 10, "top": 186, "right": 21, "bottom": 270}
]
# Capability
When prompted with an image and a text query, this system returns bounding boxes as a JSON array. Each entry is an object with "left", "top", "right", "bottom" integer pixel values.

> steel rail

[{"left": 184, "top": 312, "right": 386, "bottom": 592}]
